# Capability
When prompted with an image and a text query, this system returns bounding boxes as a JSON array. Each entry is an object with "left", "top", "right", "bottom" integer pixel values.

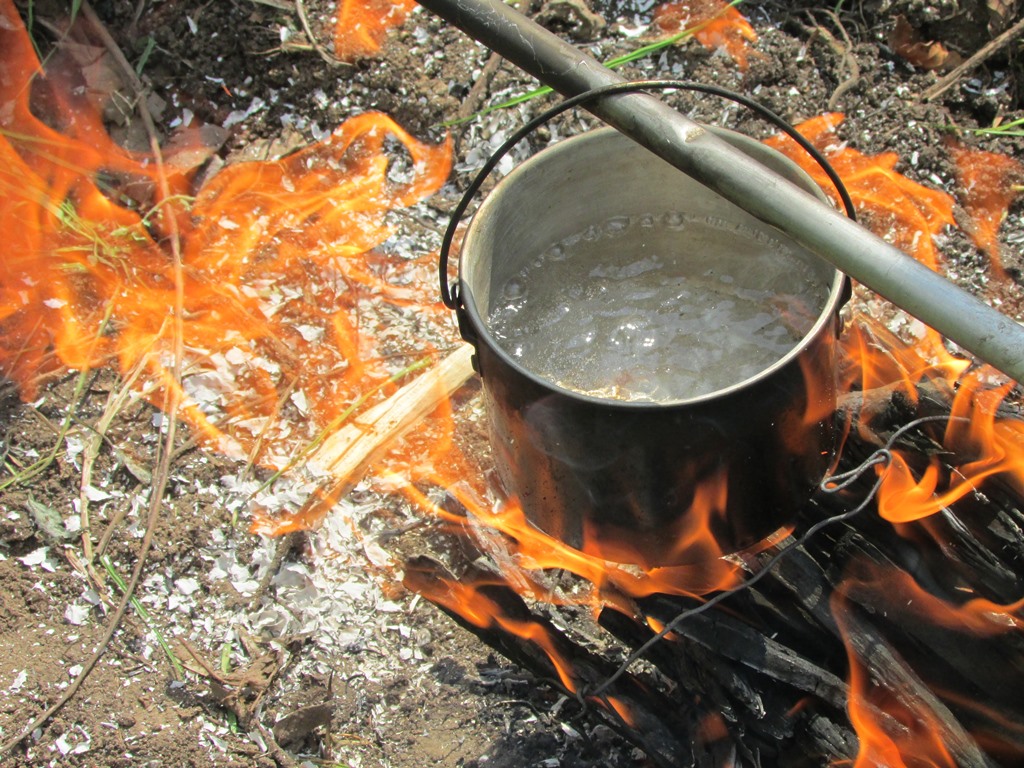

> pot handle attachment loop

[{"left": 439, "top": 79, "right": 857, "bottom": 312}]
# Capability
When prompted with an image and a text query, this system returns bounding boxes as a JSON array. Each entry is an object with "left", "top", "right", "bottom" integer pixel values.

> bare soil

[{"left": 1, "top": 0, "right": 1022, "bottom": 766}]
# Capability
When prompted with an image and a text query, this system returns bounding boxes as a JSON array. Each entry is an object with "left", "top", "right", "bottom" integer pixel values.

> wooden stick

[
  {"left": 923, "top": 15, "right": 1024, "bottom": 101},
  {"left": 252, "top": 345, "right": 475, "bottom": 535},
  {"left": 308, "top": 343, "right": 475, "bottom": 479},
  {"left": 404, "top": 557, "right": 697, "bottom": 768}
]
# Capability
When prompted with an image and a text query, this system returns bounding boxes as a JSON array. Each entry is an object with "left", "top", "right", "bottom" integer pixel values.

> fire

[
  {"left": 9, "top": 1, "right": 1024, "bottom": 760},
  {"left": 334, "top": 0, "right": 417, "bottom": 62},
  {"left": 841, "top": 559, "right": 1024, "bottom": 639},
  {"left": 402, "top": 559, "right": 638, "bottom": 727},
  {"left": 763, "top": 114, "right": 955, "bottom": 273},
  {"left": 766, "top": 114, "right": 1024, "bottom": 525},
  {"left": 652, "top": 0, "right": 758, "bottom": 70},
  {"left": 839, "top": 630, "right": 960, "bottom": 768},
  {"left": 0, "top": 0, "right": 452, "bottom": 470},
  {"left": 946, "top": 139, "right": 1024, "bottom": 277},
  {"left": 395, "top": 465, "right": 742, "bottom": 609},
  {"left": 834, "top": 559, "right": 1024, "bottom": 765}
]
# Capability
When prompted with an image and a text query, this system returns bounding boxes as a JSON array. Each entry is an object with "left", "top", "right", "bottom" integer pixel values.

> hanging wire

[
  {"left": 440, "top": 78, "right": 858, "bottom": 309},
  {"left": 583, "top": 413, "right": 969, "bottom": 702}
]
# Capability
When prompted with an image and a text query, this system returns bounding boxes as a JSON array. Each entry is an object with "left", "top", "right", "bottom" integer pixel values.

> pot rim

[{"left": 459, "top": 125, "right": 848, "bottom": 409}]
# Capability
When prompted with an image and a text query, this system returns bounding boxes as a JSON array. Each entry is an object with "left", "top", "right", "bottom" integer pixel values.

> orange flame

[
  {"left": 834, "top": 561, "right": 1024, "bottom": 766},
  {"left": 946, "top": 139, "right": 1024, "bottom": 277},
  {"left": 767, "top": 114, "right": 1024, "bottom": 527},
  {"left": 652, "top": 0, "right": 758, "bottom": 70},
  {"left": 390, "top": 461, "right": 742, "bottom": 620},
  {"left": 0, "top": 0, "right": 452, "bottom": 470},
  {"left": 840, "top": 639, "right": 960, "bottom": 768},
  {"left": 403, "top": 562, "right": 636, "bottom": 726},
  {"left": 334, "top": 0, "right": 417, "bottom": 62},
  {"left": 841, "top": 559, "right": 1024, "bottom": 638},
  {"left": 763, "top": 114, "right": 956, "bottom": 273},
  {"left": 13, "top": 8, "right": 1024, "bottom": 758}
]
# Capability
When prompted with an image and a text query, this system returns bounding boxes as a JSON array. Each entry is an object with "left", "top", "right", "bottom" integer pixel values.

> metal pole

[{"left": 419, "top": 0, "right": 1024, "bottom": 383}]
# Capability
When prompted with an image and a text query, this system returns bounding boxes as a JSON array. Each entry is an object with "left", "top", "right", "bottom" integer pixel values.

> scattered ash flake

[
  {"left": 294, "top": 324, "right": 324, "bottom": 343},
  {"left": 289, "top": 390, "right": 309, "bottom": 415},
  {"left": 19, "top": 546, "right": 57, "bottom": 572},
  {"left": 64, "top": 434, "right": 84, "bottom": 467},
  {"left": 223, "top": 97, "right": 267, "bottom": 129},
  {"left": 83, "top": 485, "right": 113, "bottom": 502},
  {"left": 54, "top": 725, "right": 91, "bottom": 756},
  {"left": 183, "top": 369, "right": 235, "bottom": 412},
  {"left": 8, "top": 669, "right": 27, "bottom": 693},
  {"left": 64, "top": 603, "right": 91, "bottom": 626},
  {"left": 198, "top": 720, "right": 230, "bottom": 753},
  {"left": 175, "top": 576, "right": 201, "bottom": 596},
  {"left": 42, "top": 298, "right": 67, "bottom": 309}
]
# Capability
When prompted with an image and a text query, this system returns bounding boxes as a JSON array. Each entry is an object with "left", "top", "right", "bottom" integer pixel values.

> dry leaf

[
  {"left": 889, "top": 15, "right": 959, "bottom": 71},
  {"left": 986, "top": 0, "right": 1019, "bottom": 34}
]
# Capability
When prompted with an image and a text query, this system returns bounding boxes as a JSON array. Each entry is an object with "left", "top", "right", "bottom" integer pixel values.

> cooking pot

[{"left": 455, "top": 126, "right": 847, "bottom": 567}]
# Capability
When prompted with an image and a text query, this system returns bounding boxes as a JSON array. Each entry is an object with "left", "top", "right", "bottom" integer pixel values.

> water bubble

[
  {"left": 664, "top": 211, "right": 685, "bottom": 229},
  {"left": 503, "top": 278, "right": 526, "bottom": 300},
  {"left": 487, "top": 213, "right": 828, "bottom": 401}
]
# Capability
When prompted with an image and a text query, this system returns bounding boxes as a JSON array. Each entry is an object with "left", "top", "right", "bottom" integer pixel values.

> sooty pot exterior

[{"left": 457, "top": 127, "right": 847, "bottom": 567}]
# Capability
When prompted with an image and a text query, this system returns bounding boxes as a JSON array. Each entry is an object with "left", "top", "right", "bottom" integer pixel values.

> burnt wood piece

[
  {"left": 403, "top": 557, "right": 698, "bottom": 767},
  {"left": 598, "top": 605, "right": 859, "bottom": 767},
  {"left": 828, "top": 532, "right": 1024, "bottom": 756},
  {"left": 760, "top": 536, "right": 1000, "bottom": 768},
  {"left": 401, "top": 373, "right": 1024, "bottom": 766}
]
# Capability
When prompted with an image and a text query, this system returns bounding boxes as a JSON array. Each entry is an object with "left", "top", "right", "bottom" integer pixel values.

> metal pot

[{"left": 456, "top": 127, "right": 847, "bottom": 567}]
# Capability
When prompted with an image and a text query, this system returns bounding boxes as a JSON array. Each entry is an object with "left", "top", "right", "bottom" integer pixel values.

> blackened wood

[
  {"left": 760, "top": 533, "right": 999, "bottom": 768},
  {"left": 403, "top": 557, "right": 697, "bottom": 768},
  {"left": 835, "top": 603, "right": 1000, "bottom": 768},
  {"left": 599, "top": 604, "right": 858, "bottom": 766}
]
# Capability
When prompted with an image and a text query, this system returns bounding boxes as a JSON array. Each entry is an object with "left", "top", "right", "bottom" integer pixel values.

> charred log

[
  {"left": 404, "top": 377, "right": 1024, "bottom": 766},
  {"left": 402, "top": 556, "right": 699, "bottom": 767}
]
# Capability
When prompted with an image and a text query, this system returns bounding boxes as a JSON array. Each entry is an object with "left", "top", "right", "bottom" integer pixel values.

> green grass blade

[
  {"left": 972, "top": 117, "right": 1024, "bottom": 137},
  {"left": 101, "top": 555, "right": 186, "bottom": 681},
  {"left": 444, "top": 0, "right": 747, "bottom": 126}
]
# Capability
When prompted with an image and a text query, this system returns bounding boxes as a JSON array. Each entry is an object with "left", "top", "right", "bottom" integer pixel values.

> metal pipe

[{"left": 418, "top": 0, "right": 1024, "bottom": 383}]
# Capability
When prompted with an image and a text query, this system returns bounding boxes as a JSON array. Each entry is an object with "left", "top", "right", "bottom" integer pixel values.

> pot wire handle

[{"left": 439, "top": 79, "right": 857, "bottom": 309}]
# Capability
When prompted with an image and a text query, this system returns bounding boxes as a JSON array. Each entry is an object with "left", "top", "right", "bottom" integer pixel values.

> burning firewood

[{"left": 252, "top": 344, "right": 475, "bottom": 535}]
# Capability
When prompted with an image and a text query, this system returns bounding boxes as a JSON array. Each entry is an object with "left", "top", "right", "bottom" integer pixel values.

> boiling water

[{"left": 487, "top": 212, "right": 828, "bottom": 402}]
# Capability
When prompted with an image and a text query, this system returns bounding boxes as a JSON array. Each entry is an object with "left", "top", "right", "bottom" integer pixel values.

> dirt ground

[{"left": 1, "top": 0, "right": 1022, "bottom": 766}]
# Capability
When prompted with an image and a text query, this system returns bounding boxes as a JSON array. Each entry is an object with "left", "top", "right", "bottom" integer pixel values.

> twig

[
  {"left": 309, "top": 344, "right": 474, "bottom": 478},
  {"left": 819, "top": 10, "right": 861, "bottom": 111},
  {"left": 923, "top": 15, "right": 1024, "bottom": 102},
  {"left": 247, "top": 0, "right": 296, "bottom": 9},
  {"left": 0, "top": 3, "right": 187, "bottom": 757},
  {"left": 252, "top": 345, "right": 475, "bottom": 535},
  {"left": 247, "top": 531, "right": 301, "bottom": 609},
  {"left": 457, "top": 51, "right": 505, "bottom": 120},
  {"left": 295, "top": 0, "right": 348, "bottom": 68},
  {"left": 79, "top": 358, "right": 147, "bottom": 565}
]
